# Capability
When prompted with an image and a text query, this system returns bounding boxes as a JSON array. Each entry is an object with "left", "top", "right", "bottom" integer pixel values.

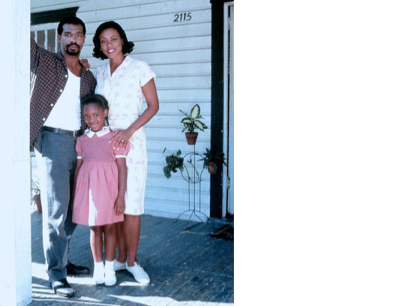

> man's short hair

[{"left": 57, "top": 16, "right": 86, "bottom": 35}]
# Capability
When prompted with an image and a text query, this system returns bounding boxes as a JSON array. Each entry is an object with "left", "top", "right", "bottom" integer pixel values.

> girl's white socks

[
  {"left": 104, "top": 260, "right": 117, "bottom": 286},
  {"left": 93, "top": 261, "right": 105, "bottom": 285},
  {"left": 105, "top": 260, "right": 114, "bottom": 271}
]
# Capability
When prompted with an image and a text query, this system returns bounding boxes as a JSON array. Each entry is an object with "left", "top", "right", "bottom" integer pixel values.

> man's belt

[{"left": 42, "top": 126, "right": 77, "bottom": 137}]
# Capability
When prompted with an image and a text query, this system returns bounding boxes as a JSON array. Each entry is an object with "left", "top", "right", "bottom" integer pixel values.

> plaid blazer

[{"left": 30, "top": 39, "right": 96, "bottom": 145}]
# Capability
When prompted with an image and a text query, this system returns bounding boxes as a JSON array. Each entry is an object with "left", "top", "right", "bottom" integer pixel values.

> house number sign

[{"left": 174, "top": 12, "right": 192, "bottom": 22}]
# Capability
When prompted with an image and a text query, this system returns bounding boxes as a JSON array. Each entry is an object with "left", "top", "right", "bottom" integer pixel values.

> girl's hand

[
  {"left": 79, "top": 58, "right": 91, "bottom": 70},
  {"left": 110, "top": 128, "right": 134, "bottom": 151},
  {"left": 114, "top": 195, "right": 125, "bottom": 215}
]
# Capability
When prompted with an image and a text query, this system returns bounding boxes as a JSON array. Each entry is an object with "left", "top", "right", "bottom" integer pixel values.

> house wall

[{"left": 31, "top": 0, "right": 213, "bottom": 219}]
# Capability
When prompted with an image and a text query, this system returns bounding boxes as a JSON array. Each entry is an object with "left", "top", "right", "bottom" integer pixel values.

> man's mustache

[{"left": 66, "top": 43, "right": 80, "bottom": 48}]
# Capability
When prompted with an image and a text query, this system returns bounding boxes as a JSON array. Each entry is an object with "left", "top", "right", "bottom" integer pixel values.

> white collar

[{"left": 85, "top": 126, "right": 111, "bottom": 138}]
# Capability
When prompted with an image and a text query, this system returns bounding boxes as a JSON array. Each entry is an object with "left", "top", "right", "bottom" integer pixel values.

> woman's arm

[
  {"left": 111, "top": 78, "right": 159, "bottom": 150},
  {"left": 114, "top": 158, "right": 128, "bottom": 215}
]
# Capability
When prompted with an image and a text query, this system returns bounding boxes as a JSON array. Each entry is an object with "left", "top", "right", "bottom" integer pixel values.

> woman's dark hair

[
  {"left": 57, "top": 16, "right": 86, "bottom": 35},
  {"left": 92, "top": 21, "right": 135, "bottom": 60},
  {"left": 81, "top": 94, "right": 110, "bottom": 127}
]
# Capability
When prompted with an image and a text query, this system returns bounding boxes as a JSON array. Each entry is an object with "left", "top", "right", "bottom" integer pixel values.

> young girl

[{"left": 72, "top": 94, "right": 130, "bottom": 286}]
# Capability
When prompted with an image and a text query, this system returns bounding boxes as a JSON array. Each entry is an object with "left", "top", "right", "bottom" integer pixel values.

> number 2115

[{"left": 174, "top": 12, "right": 192, "bottom": 22}]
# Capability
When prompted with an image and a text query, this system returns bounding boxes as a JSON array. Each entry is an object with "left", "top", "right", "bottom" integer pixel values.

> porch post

[{"left": 0, "top": 0, "right": 32, "bottom": 305}]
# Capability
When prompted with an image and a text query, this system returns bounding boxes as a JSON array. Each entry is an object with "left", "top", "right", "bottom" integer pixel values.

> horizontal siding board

[
  {"left": 147, "top": 177, "right": 211, "bottom": 192},
  {"left": 79, "top": 0, "right": 211, "bottom": 19},
  {"left": 146, "top": 187, "right": 209, "bottom": 205},
  {"left": 85, "top": 49, "right": 210, "bottom": 68},
  {"left": 79, "top": 0, "right": 211, "bottom": 12},
  {"left": 83, "top": 36, "right": 211, "bottom": 56},
  {"left": 83, "top": 23, "right": 211, "bottom": 48},
  {"left": 32, "top": 0, "right": 211, "bottom": 14},
  {"left": 146, "top": 114, "right": 211, "bottom": 127},
  {"left": 149, "top": 63, "right": 211, "bottom": 78},
  {"left": 31, "top": 1, "right": 84, "bottom": 12},
  {"left": 156, "top": 89, "right": 211, "bottom": 100},
  {"left": 154, "top": 76, "right": 211, "bottom": 90},
  {"left": 82, "top": 9, "right": 211, "bottom": 33},
  {"left": 31, "top": 0, "right": 213, "bottom": 220},
  {"left": 145, "top": 198, "right": 210, "bottom": 220}
]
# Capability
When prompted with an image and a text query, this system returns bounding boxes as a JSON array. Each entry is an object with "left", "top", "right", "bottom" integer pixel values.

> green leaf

[
  {"left": 185, "top": 123, "right": 195, "bottom": 133},
  {"left": 179, "top": 110, "right": 189, "bottom": 117},
  {"left": 201, "top": 122, "right": 208, "bottom": 129},
  {"left": 182, "top": 122, "right": 193, "bottom": 132},
  {"left": 163, "top": 166, "right": 171, "bottom": 179},
  {"left": 181, "top": 118, "right": 192, "bottom": 124},
  {"left": 190, "top": 104, "right": 200, "bottom": 119},
  {"left": 194, "top": 120, "right": 205, "bottom": 131},
  {"left": 177, "top": 150, "right": 182, "bottom": 156}
]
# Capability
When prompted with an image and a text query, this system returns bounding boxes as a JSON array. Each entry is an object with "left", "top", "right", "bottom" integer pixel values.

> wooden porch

[{"left": 29, "top": 207, "right": 234, "bottom": 305}]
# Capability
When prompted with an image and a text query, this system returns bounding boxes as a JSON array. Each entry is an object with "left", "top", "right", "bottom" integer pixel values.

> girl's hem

[{"left": 72, "top": 219, "right": 124, "bottom": 226}]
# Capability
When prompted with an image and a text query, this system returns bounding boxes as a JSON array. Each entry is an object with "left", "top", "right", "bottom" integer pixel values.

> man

[{"left": 30, "top": 16, "right": 96, "bottom": 298}]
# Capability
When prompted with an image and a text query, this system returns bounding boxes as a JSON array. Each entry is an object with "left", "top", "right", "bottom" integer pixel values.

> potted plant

[
  {"left": 200, "top": 148, "right": 227, "bottom": 174},
  {"left": 179, "top": 104, "right": 208, "bottom": 145},
  {"left": 31, "top": 177, "right": 42, "bottom": 213},
  {"left": 163, "top": 148, "right": 184, "bottom": 179}
]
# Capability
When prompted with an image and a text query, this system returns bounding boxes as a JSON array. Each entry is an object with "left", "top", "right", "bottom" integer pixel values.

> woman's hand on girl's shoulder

[{"left": 109, "top": 128, "right": 134, "bottom": 151}]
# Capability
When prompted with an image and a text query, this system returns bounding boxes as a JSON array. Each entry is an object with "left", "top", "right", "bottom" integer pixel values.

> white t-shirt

[{"left": 44, "top": 70, "right": 81, "bottom": 130}]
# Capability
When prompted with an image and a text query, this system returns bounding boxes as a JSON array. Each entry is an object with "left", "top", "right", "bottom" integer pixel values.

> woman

[{"left": 92, "top": 21, "right": 159, "bottom": 284}]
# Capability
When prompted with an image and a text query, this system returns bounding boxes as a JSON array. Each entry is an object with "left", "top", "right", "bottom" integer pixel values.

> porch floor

[{"left": 29, "top": 208, "right": 234, "bottom": 306}]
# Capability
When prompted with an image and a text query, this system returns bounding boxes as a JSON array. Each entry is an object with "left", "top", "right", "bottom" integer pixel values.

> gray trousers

[{"left": 34, "top": 131, "right": 77, "bottom": 282}]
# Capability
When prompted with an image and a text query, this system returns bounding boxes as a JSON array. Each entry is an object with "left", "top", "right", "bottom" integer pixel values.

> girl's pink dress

[{"left": 72, "top": 130, "right": 130, "bottom": 226}]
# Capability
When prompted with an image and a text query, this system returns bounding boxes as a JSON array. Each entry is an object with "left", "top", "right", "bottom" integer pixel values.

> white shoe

[
  {"left": 126, "top": 262, "right": 150, "bottom": 284},
  {"left": 93, "top": 262, "right": 105, "bottom": 285},
  {"left": 104, "top": 261, "right": 117, "bottom": 287},
  {"left": 113, "top": 259, "right": 126, "bottom": 271}
]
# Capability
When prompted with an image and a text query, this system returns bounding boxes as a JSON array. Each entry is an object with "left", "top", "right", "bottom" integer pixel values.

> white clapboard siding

[{"left": 31, "top": 0, "right": 213, "bottom": 219}]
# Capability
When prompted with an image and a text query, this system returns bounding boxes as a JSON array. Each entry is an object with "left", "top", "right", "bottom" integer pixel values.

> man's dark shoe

[
  {"left": 50, "top": 279, "right": 75, "bottom": 297},
  {"left": 67, "top": 262, "right": 90, "bottom": 276}
]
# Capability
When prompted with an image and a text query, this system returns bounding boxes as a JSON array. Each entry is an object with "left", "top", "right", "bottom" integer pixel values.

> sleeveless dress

[
  {"left": 72, "top": 128, "right": 130, "bottom": 226},
  {"left": 95, "top": 55, "right": 156, "bottom": 215}
]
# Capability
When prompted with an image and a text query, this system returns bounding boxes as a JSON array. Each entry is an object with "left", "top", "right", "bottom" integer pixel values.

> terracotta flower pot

[
  {"left": 185, "top": 132, "right": 198, "bottom": 145},
  {"left": 208, "top": 162, "right": 216, "bottom": 174},
  {"left": 34, "top": 196, "right": 42, "bottom": 213}
]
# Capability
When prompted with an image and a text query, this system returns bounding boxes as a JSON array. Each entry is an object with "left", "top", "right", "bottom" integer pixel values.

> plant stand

[{"left": 175, "top": 143, "right": 209, "bottom": 230}]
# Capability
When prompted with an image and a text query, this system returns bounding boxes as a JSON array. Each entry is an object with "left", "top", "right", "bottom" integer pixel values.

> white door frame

[
  {"left": 0, "top": 0, "right": 32, "bottom": 304},
  {"left": 222, "top": 1, "right": 234, "bottom": 218}
]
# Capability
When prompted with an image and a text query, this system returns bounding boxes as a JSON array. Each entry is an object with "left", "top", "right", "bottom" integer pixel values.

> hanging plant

[
  {"left": 162, "top": 148, "right": 184, "bottom": 179},
  {"left": 199, "top": 148, "right": 227, "bottom": 174}
]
